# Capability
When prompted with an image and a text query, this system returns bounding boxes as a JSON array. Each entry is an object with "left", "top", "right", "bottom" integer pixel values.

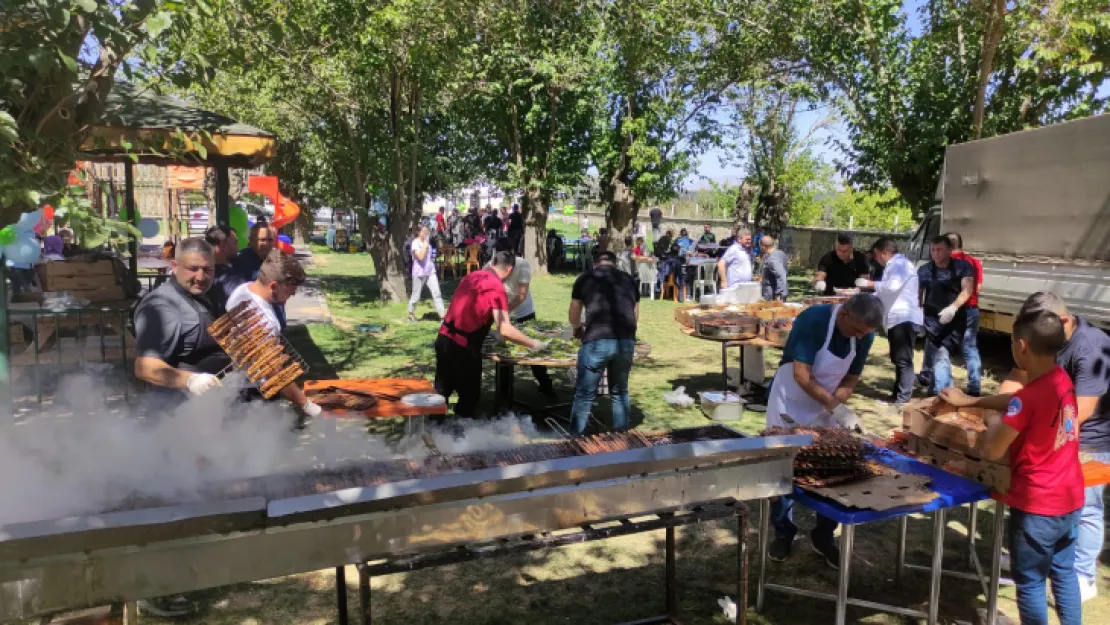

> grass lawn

[{"left": 136, "top": 247, "right": 1108, "bottom": 625}]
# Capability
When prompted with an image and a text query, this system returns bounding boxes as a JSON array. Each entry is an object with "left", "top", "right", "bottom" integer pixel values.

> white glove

[
  {"left": 938, "top": 305, "right": 958, "bottom": 325},
  {"left": 300, "top": 400, "right": 323, "bottom": 418},
  {"left": 855, "top": 278, "right": 872, "bottom": 288},
  {"left": 814, "top": 280, "right": 826, "bottom": 293},
  {"left": 832, "top": 404, "right": 863, "bottom": 432},
  {"left": 186, "top": 373, "right": 221, "bottom": 396},
  {"left": 530, "top": 340, "right": 549, "bottom": 352}
]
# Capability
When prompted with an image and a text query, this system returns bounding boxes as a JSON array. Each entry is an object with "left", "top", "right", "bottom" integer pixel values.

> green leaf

[
  {"left": 145, "top": 12, "right": 173, "bottom": 38},
  {"left": 195, "top": 143, "right": 207, "bottom": 160},
  {"left": 75, "top": 0, "right": 97, "bottom": 13},
  {"left": 57, "top": 49, "right": 78, "bottom": 73}
]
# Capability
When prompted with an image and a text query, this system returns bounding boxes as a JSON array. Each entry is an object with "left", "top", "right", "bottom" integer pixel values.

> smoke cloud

[{"left": 0, "top": 375, "right": 539, "bottom": 527}]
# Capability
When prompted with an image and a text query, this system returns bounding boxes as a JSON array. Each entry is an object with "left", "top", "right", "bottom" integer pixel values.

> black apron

[{"left": 922, "top": 263, "right": 966, "bottom": 351}]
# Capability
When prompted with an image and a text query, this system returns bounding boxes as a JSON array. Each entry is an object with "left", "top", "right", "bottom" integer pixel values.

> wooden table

[{"left": 304, "top": 378, "right": 447, "bottom": 433}]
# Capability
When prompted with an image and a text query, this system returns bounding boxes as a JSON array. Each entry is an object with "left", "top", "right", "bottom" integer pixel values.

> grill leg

[
  {"left": 756, "top": 499, "right": 770, "bottom": 612},
  {"left": 737, "top": 506, "right": 748, "bottom": 625},
  {"left": 122, "top": 601, "right": 138, "bottom": 625},
  {"left": 928, "top": 508, "right": 947, "bottom": 625},
  {"left": 336, "top": 566, "right": 348, "bottom": 625},
  {"left": 358, "top": 563, "right": 371, "bottom": 625},
  {"left": 896, "top": 516, "right": 908, "bottom": 582},
  {"left": 665, "top": 526, "right": 676, "bottom": 617},
  {"left": 985, "top": 501, "right": 1005, "bottom": 625},
  {"left": 967, "top": 502, "right": 979, "bottom": 569},
  {"left": 835, "top": 524, "right": 854, "bottom": 625}
]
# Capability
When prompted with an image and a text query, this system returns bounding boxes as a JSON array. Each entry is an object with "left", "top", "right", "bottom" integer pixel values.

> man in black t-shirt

[
  {"left": 814, "top": 233, "right": 870, "bottom": 295},
  {"left": 649, "top": 206, "right": 663, "bottom": 240},
  {"left": 916, "top": 235, "right": 973, "bottom": 396},
  {"left": 569, "top": 251, "right": 640, "bottom": 435}
]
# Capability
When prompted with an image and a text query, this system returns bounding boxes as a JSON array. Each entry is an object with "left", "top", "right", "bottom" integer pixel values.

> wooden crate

[
  {"left": 908, "top": 434, "right": 1010, "bottom": 493},
  {"left": 902, "top": 397, "right": 991, "bottom": 456},
  {"left": 36, "top": 260, "right": 124, "bottom": 303}
]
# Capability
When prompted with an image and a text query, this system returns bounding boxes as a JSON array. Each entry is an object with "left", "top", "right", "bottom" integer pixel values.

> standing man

[
  {"left": 813, "top": 234, "right": 870, "bottom": 295},
  {"left": 698, "top": 224, "right": 716, "bottom": 245},
  {"left": 947, "top": 232, "right": 983, "bottom": 397},
  {"left": 765, "top": 294, "right": 883, "bottom": 566},
  {"left": 435, "top": 251, "right": 542, "bottom": 417},
  {"left": 648, "top": 205, "right": 663, "bottom": 242},
  {"left": 1000, "top": 292, "right": 1110, "bottom": 603},
  {"left": 435, "top": 206, "right": 447, "bottom": 235},
  {"left": 204, "top": 225, "right": 239, "bottom": 315},
  {"left": 507, "top": 203, "right": 524, "bottom": 254},
  {"left": 408, "top": 225, "right": 445, "bottom": 322},
  {"left": 490, "top": 238, "right": 556, "bottom": 398},
  {"left": 860, "top": 238, "right": 923, "bottom": 407},
  {"left": 569, "top": 251, "right": 640, "bottom": 435},
  {"left": 917, "top": 235, "right": 974, "bottom": 396},
  {"left": 224, "top": 249, "right": 322, "bottom": 418},
  {"left": 718, "top": 227, "right": 753, "bottom": 289},
  {"left": 759, "top": 236, "right": 789, "bottom": 302}
]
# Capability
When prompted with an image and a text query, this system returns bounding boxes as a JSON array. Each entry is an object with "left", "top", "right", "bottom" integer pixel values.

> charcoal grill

[{"left": 0, "top": 425, "right": 811, "bottom": 622}]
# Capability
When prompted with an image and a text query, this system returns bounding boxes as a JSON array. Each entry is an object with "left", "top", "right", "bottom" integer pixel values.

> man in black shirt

[
  {"left": 648, "top": 206, "right": 663, "bottom": 240},
  {"left": 507, "top": 203, "right": 525, "bottom": 254},
  {"left": 917, "top": 235, "right": 974, "bottom": 395},
  {"left": 204, "top": 225, "right": 239, "bottom": 315},
  {"left": 814, "top": 233, "right": 870, "bottom": 295},
  {"left": 654, "top": 228, "right": 674, "bottom": 258},
  {"left": 569, "top": 251, "right": 640, "bottom": 435}
]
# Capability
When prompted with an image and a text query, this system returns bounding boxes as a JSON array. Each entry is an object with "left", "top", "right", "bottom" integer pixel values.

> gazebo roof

[{"left": 79, "top": 82, "right": 277, "bottom": 168}]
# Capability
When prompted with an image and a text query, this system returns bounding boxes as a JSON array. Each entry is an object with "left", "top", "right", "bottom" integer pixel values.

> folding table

[{"left": 756, "top": 448, "right": 991, "bottom": 625}]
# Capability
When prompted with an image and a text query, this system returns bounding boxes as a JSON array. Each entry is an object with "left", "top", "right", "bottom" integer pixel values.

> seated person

[
  {"left": 617, "top": 236, "right": 635, "bottom": 275},
  {"left": 674, "top": 229, "right": 695, "bottom": 256},
  {"left": 654, "top": 229, "right": 674, "bottom": 257},
  {"left": 633, "top": 236, "right": 649, "bottom": 257}
]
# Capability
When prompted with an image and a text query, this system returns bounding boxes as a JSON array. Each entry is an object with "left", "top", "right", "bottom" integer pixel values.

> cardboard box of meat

[
  {"left": 902, "top": 397, "right": 1003, "bottom": 462},
  {"left": 908, "top": 435, "right": 1011, "bottom": 493}
]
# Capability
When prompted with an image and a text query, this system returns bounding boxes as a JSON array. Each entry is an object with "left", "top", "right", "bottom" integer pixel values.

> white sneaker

[{"left": 1080, "top": 577, "right": 1098, "bottom": 603}]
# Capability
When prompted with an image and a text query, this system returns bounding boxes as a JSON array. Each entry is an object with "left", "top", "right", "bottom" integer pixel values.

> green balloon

[
  {"left": 229, "top": 205, "right": 250, "bottom": 249},
  {"left": 0, "top": 225, "right": 16, "bottom": 246}
]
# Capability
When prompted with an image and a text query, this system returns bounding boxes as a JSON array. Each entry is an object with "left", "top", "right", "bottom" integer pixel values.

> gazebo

[{"left": 78, "top": 81, "right": 277, "bottom": 276}]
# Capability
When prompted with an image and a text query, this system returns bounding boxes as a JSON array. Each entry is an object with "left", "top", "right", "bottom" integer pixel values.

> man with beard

[{"left": 204, "top": 225, "right": 239, "bottom": 315}]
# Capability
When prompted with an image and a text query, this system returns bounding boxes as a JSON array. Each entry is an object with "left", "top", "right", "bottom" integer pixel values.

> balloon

[
  {"left": 138, "top": 218, "right": 161, "bottom": 238},
  {"left": 276, "top": 240, "right": 295, "bottom": 254},
  {"left": 3, "top": 234, "right": 41, "bottom": 264},
  {"left": 43, "top": 205, "right": 55, "bottom": 221},
  {"left": 15, "top": 210, "right": 43, "bottom": 232},
  {"left": 277, "top": 234, "right": 292, "bottom": 244},
  {"left": 0, "top": 226, "right": 16, "bottom": 246},
  {"left": 229, "top": 205, "right": 250, "bottom": 250}
]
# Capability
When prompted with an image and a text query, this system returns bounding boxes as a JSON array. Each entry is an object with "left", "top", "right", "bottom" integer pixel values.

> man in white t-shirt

[
  {"left": 718, "top": 227, "right": 753, "bottom": 289},
  {"left": 489, "top": 238, "right": 555, "bottom": 398},
  {"left": 225, "top": 248, "right": 322, "bottom": 418},
  {"left": 858, "top": 237, "right": 923, "bottom": 407}
]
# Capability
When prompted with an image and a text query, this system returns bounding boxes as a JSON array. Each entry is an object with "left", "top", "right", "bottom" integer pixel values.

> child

[
  {"left": 633, "top": 236, "right": 647, "bottom": 257},
  {"left": 941, "top": 310, "right": 1083, "bottom": 625}
]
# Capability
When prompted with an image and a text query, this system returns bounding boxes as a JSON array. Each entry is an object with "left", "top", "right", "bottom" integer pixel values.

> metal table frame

[{"left": 336, "top": 499, "right": 751, "bottom": 625}]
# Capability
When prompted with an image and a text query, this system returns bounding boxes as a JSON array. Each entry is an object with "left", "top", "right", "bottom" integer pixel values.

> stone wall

[{"left": 553, "top": 211, "right": 913, "bottom": 269}]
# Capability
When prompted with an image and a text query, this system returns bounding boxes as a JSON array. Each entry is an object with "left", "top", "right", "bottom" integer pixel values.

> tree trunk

[
  {"left": 732, "top": 183, "right": 755, "bottom": 228},
  {"left": 604, "top": 178, "right": 637, "bottom": 251},
  {"left": 522, "top": 187, "right": 549, "bottom": 275},
  {"left": 972, "top": 0, "right": 1007, "bottom": 138}
]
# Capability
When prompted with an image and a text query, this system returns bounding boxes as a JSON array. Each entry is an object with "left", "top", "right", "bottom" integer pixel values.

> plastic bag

[
  {"left": 663, "top": 385, "right": 695, "bottom": 407},
  {"left": 718, "top": 596, "right": 737, "bottom": 622}
]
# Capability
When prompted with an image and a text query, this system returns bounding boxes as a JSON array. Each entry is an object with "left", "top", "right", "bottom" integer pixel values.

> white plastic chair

[
  {"left": 637, "top": 260, "right": 658, "bottom": 300},
  {"left": 693, "top": 262, "right": 719, "bottom": 301}
]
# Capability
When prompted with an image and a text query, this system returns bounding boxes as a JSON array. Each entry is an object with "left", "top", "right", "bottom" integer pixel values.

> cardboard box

[
  {"left": 902, "top": 397, "right": 991, "bottom": 456},
  {"left": 908, "top": 434, "right": 1010, "bottom": 493}
]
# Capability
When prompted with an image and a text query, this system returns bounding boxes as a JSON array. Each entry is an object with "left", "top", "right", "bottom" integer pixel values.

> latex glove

[
  {"left": 855, "top": 278, "right": 872, "bottom": 289},
  {"left": 530, "top": 340, "right": 549, "bottom": 352},
  {"left": 832, "top": 403, "right": 863, "bottom": 433},
  {"left": 938, "top": 305, "right": 958, "bottom": 325},
  {"left": 186, "top": 373, "right": 221, "bottom": 396},
  {"left": 300, "top": 400, "right": 323, "bottom": 418},
  {"left": 814, "top": 280, "right": 826, "bottom": 293}
]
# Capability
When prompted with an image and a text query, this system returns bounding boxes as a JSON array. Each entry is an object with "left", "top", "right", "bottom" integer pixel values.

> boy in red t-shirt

[{"left": 942, "top": 310, "right": 1083, "bottom": 625}]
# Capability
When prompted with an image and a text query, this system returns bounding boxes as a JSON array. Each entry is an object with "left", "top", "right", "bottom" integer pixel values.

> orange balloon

[{"left": 43, "top": 205, "right": 55, "bottom": 221}]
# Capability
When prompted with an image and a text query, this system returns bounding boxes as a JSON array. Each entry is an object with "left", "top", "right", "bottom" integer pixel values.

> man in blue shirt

[
  {"left": 765, "top": 294, "right": 883, "bottom": 568},
  {"left": 230, "top": 222, "right": 284, "bottom": 326},
  {"left": 674, "top": 228, "right": 695, "bottom": 256}
]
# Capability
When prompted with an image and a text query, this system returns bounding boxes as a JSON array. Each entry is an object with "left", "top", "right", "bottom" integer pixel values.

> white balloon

[
  {"left": 4, "top": 235, "right": 41, "bottom": 264},
  {"left": 138, "top": 218, "right": 161, "bottom": 238}
]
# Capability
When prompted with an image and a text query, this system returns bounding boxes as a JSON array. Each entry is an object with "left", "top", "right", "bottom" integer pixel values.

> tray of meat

[
  {"left": 763, "top": 317, "right": 794, "bottom": 345},
  {"left": 694, "top": 314, "right": 762, "bottom": 340}
]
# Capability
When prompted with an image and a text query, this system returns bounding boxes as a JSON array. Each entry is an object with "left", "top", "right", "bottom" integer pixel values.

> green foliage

[
  {"left": 827, "top": 187, "right": 915, "bottom": 232},
  {"left": 0, "top": 0, "right": 207, "bottom": 227}
]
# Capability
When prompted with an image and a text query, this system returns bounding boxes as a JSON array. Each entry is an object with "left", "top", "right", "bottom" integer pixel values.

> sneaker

[
  {"left": 408, "top": 313, "right": 418, "bottom": 322},
  {"left": 137, "top": 596, "right": 197, "bottom": 617},
  {"left": 768, "top": 534, "right": 794, "bottom": 562},
  {"left": 811, "top": 535, "right": 841, "bottom": 569},
  {"left": 1080, "top": 577, "right": 1098, "bottom": 603}
]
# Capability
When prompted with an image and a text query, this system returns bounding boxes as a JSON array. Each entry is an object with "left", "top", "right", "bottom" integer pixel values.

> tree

[
  {"left": 157, "top": 0, "right": 480, "bottom": 301},
  {"left": 460, "top": 0, "right": 600, "bottom": 273},
  {"left": 0, "top": 0, "right": 206, "bottom": 228}
]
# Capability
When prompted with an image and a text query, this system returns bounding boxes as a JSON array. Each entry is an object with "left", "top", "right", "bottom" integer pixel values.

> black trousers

[
  {"left": 434, "top": 334, "right": 483, "bottom": 417},
  {"left": 887, "top": 321, "right": 917, "bottom": 405}
]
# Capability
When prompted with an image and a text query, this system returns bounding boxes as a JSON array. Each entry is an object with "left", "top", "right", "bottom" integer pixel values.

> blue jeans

[
  {"left": 570, "top": 339, "right": 635, "bottom": 434},
  {"left": 770, "top": 496, "right": 838, "bottom": 545},
  {"left": 1077, "top": 450, "right": 1110, "bottom": 585},
  {"left": 962, "top": 307, "right": 982, "bottom": 396},
  {"left": 1008, "top": 508, "right": 1082, "bottom": 625},
  {"left": 922, "top": 339, "right": 954, "bottom": 396}
]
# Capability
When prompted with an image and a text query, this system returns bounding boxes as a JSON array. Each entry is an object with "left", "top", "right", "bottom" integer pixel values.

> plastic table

[{"left": 756, "top": 448, "right": 992, "bottom": 625}]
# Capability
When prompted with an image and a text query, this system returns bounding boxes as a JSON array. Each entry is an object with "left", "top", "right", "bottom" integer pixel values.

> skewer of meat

[
  {"left": 209, "top": 301, "right": 251, "bottom": 335},
  {"left": 260, "top": 363, "right": 304, "bottom": 397},
  {"left": 249, "top": 353, "right": 291, "bottom": 380},
  {"left": 213, "top": 314, "right": 266, "bottom": 343},
  {"left": 224, "top": 324, "right": 272, "bottom": 353},
  {"left": 241, "top": 338, "right": 283, "bottom": 364}
]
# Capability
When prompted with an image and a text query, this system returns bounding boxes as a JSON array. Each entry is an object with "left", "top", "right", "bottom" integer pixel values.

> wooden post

[
  {"left": 215, "top": 163, "right": 231, "bottom": 227},
  {"left": 124, "top": 161, "right": 138, "bottom": 284}
]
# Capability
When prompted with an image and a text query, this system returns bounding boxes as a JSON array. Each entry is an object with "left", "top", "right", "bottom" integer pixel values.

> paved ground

[{"left": 285, "top": 278, "right": 331, "bottom": 326}]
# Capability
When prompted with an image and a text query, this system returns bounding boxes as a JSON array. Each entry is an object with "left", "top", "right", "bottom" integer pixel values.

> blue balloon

[
  {"left": 15, "top": 210, "right": 43, "bottom": 232},
  {"left": 4, "top": 234, "right": 41, "bottom": 264},
  {"left": 278, "top": 234, "right": 292, "bottom": 244}
]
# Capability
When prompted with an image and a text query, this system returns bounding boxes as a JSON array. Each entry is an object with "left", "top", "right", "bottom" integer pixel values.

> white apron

[{"left": 766, "top": 305, "right": 856, "bottom": 428}]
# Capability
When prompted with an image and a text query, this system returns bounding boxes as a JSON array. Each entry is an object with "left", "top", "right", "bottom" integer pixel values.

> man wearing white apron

[{"left": 766, "top": 294, "right": 884, "bottom": 567}]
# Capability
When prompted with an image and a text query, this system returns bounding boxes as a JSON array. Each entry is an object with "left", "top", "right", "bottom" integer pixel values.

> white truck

[{"left": 906, "top": 114, "right": 1110, "bottom": 333}]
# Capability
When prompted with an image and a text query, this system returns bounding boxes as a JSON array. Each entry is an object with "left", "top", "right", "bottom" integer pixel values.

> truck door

[{"left": 907, "top": 207, "right": 941, "bottom": 266}]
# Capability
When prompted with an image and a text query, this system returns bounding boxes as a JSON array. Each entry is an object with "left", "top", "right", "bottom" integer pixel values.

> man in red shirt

[
  {"left": 947, "top": 232, "right": 983, "bottom": 395},
  {"left": 942, "top": 310, "right": 1083, "bottom": 625},
  {"left": 435, "top": 251, "right": 542, "bottom": 416}
]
